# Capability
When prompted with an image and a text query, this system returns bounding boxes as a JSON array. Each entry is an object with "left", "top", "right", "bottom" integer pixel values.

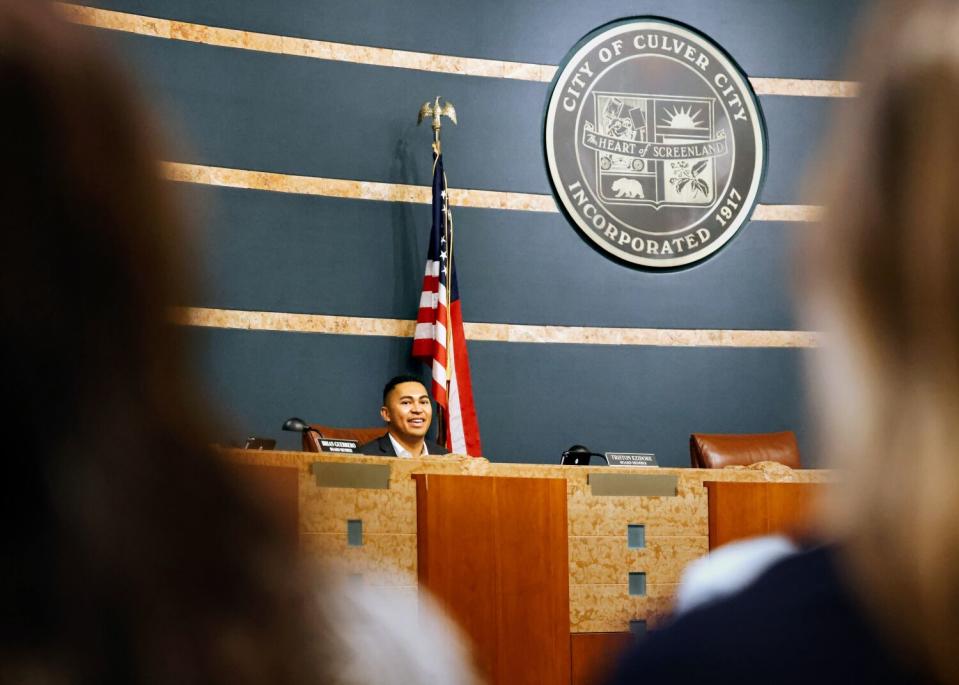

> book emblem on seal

[{"left": 544, "top": 18, "right": 767, "bottom": 268}]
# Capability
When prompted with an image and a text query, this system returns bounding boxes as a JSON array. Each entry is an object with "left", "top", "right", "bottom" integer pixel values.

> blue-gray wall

[{"left": 82, "top": 0, "right": 864, "bottom": 465}]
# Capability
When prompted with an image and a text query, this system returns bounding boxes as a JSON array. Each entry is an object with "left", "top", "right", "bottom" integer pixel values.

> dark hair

[
  {"left": 0, "top": 2, "right": 327, "bottom": 683},
  {"left": 383, "top": 374, "right": 428, "bottom": 404}
]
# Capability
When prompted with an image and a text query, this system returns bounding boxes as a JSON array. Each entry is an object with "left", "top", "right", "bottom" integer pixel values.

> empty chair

[{"left": 689, "top": 431, "right": 801, "bottom": 469}]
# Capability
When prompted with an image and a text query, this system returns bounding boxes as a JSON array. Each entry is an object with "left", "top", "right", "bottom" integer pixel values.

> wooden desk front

[
  {"left": 224, "top": 450, "right": 830, "bottom": 633},
  {"left": 415, "top": 473, "right": 570, "bottom": 685},
  {"left": 705, "top": 480, "right": 823, "bottom": 549}
]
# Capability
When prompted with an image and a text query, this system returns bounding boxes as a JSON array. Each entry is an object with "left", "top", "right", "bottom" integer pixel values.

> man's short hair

[{"left": 382, "top": 374, "right": 428, "bottom": 405}]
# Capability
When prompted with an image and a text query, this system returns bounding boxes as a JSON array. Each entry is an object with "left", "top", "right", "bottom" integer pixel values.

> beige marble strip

[
  {"left": 164, "top": 161, "right": 430, "bottom": 205},
  {"left": 169, "top": 306, "right": 416, "bottom": 338},
  {"left": 464, "top": 323, "right": 821, "bottom": 347},
  {"left": 162, "top": 162, "right": 559, "bottom": 212},
  {"left": 752, "top": 204, "right": 822, "bottom": 222},
  {"left": 163, "top": 161, "right": 819, "bottom": 220},
  {"left": 59, "top": 3, "right": 555, "bottom": 81},
  {"left": 749, "top": 77, "right": 858, "bottom": 98},
  {"left": 62, "top": 4, "right": 856, "bottom": 97},
  {"left": 172, "top": 307, "right": 821, "bottom": 348}
]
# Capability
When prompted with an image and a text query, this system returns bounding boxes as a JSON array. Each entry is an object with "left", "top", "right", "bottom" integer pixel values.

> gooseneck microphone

[{"left": 282, "top": 417, "right": 322, "bottom": 436}]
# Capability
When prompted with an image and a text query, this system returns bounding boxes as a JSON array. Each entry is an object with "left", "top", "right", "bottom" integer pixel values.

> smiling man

[{"left": 357, "top": 375, "right": 447, "bottom": 457}]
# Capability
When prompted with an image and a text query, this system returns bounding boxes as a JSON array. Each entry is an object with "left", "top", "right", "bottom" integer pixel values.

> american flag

[{"left": 412, "top": 152, "right": 482, "bottom": 456}]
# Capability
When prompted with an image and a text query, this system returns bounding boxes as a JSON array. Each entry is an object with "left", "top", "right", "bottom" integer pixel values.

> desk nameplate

[{"left": 588, "top": 473, "right": 678, "bottom": 497}]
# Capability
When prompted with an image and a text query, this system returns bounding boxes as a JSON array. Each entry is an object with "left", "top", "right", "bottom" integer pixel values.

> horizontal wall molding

[
  {"left": 750, "top": 77, "right": 857, "bottom": 98},
  {"left": 751, "top": 204, "right": 822, "bottom": 222},
  {"left": 172, "top": 306, "right": 821, "bottom": 348},
  {"left": 62, "top": 4, "right": 858, "bottom": 97},
  {"left": 162, "top": 162, "right": 557, "bottom": 212},
  {"left": 163, "top": 162, "right": 821, "bottom": 221}
]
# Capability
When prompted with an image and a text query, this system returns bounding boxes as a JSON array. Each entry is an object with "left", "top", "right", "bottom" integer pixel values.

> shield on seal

[{"left": 593, "top": 93, "right": 719, "bottom": 208}]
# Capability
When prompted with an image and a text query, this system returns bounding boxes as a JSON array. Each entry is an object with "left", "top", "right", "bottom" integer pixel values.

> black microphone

[
  {"left": 283, "top": 416, "right": 319, "bottom": 433},
  {"left": 282, "top": 417, "right": 321, "bottom": 436},
  {"left": 561, "top": 444, "right": 609, "bottom": 465}
]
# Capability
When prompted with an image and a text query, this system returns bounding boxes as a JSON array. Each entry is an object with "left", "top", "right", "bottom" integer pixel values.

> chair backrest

[
  {"left": 302, "top": 424, "right": 385, "bottom": 452},
  {"left": 689, "top": 431, "right": 801, "bottom": 469}
]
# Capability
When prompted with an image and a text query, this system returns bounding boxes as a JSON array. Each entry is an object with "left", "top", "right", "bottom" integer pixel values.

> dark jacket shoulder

[
  {"left": 605, "top": 546, "right": 931, "bottom": 685},
  {"left": 357, "top": 434, "right": 446, "bottom": 457}
]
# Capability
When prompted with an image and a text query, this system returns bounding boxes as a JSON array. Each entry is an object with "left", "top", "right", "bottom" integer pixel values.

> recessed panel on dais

[{"left": 544, "top": 18, "right": 767, "bottom": 268}]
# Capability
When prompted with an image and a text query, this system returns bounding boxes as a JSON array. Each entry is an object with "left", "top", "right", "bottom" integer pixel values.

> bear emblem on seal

[{"left": 611, "top": 177, "right": 645, "bottom": 199}]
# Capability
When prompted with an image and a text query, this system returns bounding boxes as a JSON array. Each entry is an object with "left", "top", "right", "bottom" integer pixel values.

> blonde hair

[{"left": 807, "top": 2, "right": 959, "bottom": 681}]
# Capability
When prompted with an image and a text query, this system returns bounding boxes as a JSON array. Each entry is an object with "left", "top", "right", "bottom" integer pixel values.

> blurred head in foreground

[
  {"left": 0, "top": 2, "right": 327, "bottom": 682},
  {"left": 806, "top": 0, "right": 959, "bottom": 680}
]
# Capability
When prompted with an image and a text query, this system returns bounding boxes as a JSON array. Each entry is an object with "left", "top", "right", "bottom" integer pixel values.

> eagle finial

[{"left": 417, "top": 96, "right": 457, "bottom": 131}]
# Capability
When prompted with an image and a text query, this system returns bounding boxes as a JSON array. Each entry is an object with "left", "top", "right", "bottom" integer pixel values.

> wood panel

[
  {"left": 705, "top": 481, "right": 822, "bottom": 550},
  {"left": 414, "top": 474, "right": 570, "bottom": 685},
  {"left": 570, "top": 632, "right": 634, "bottom": 685}
]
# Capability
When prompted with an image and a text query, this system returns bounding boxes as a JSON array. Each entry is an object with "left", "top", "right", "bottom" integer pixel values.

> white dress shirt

[{"left": 388, "top": 433, "right": 429, "bottom": 458}]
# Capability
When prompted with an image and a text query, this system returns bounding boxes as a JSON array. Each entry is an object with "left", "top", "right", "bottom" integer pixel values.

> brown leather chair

[
  {"left": 689, "top": 431, "right": 801, "bottom": 469},
  {"left": 303, "top": 424, "right": 385, "bottom": 452}
]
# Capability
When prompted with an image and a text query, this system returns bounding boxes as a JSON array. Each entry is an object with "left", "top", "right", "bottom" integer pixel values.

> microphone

[
  {"left": 561, "top": 445, "right": 609, "bottom": 465},
  {"left": 282, "top": 417, "right": 323, "bottom": 438},
  {"left": 282, "top": 417, "right": 313, "bottom": 434}
]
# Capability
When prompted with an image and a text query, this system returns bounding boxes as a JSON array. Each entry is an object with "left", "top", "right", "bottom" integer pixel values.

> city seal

[{"left": 544, "top": 18, "right": 767, "bottom": 268}]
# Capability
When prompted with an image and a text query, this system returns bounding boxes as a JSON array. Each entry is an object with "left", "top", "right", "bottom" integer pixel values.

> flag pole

[{"left": 417, "top": 96, "right": 458, "bottom": 447}]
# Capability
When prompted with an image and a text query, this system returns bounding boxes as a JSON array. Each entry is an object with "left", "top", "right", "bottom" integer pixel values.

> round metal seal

[{"left": 544, "top": 18, "right": 767, "bottom": 269}]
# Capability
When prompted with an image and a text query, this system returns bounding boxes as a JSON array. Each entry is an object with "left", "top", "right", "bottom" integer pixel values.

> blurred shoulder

[
  {"left": 606, "top": 546, "right": 925, "bottom": 685},
  {"left": 322, "top": 577, "right": 480, "bottom": 685}
]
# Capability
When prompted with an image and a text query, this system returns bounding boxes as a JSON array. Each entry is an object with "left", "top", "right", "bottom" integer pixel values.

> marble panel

[
  {"left": 567, "top": 490, "right": 708, "bottom": 537},
  {"left": 569, "top": 583, "right": 679, "bottom": 632},
  {"left": 568, "top": 535, "right": 708, "bottom": 585}
]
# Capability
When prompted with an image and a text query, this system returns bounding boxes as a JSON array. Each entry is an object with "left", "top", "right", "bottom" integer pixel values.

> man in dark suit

[{"left": 358, "top": 375, "right": 447, "bottom": 457}]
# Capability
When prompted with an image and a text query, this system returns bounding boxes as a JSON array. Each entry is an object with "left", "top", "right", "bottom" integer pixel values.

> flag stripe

[
  {"left": 446, "top": 351, "right": 466, "bottom": 454},
  {"left": 448, "top": 299, "right": 481, "bottom": 454}
]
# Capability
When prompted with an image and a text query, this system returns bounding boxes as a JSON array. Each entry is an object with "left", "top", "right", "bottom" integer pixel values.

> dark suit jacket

[
  {"left": 604, "top": 546, "right": 931, "bottom": 685},
  {"left": 357, "top": 433, "right": 447, "bottom": 457}
]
